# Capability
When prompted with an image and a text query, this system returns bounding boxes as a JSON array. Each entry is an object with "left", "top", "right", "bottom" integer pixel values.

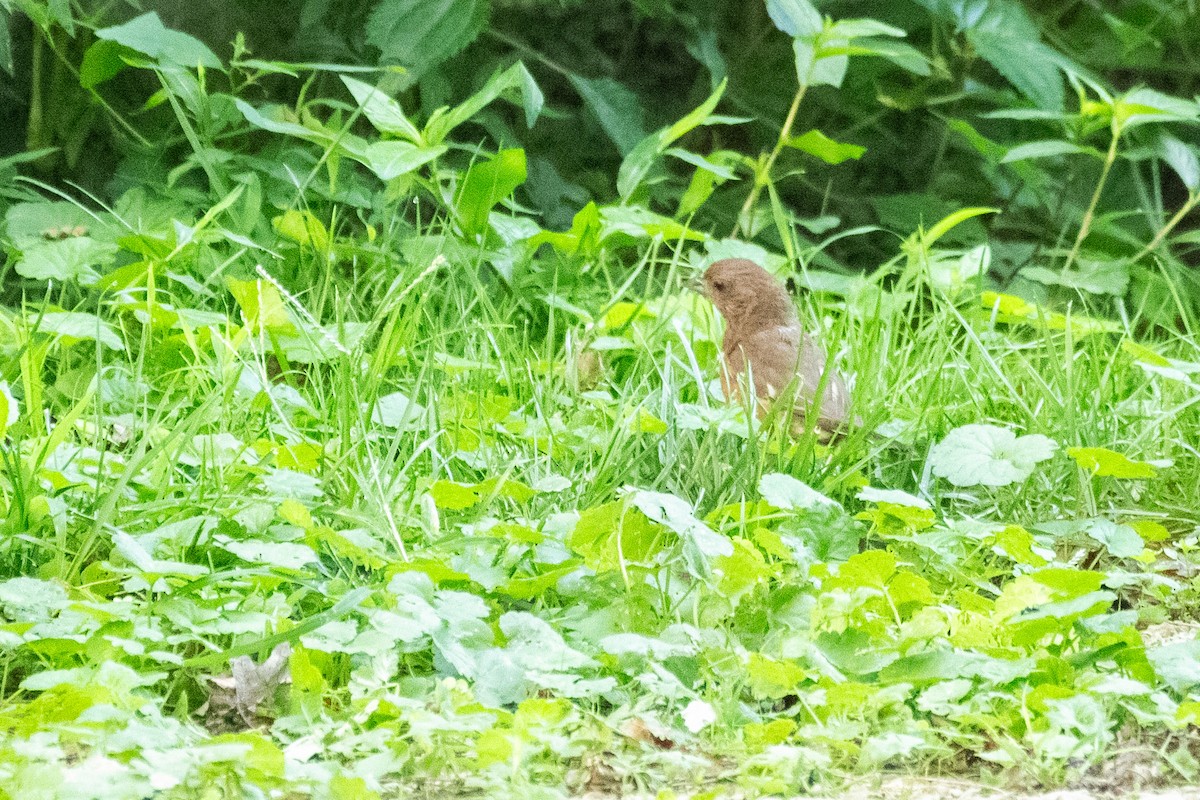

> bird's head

[{"left": 698, "top": 258, "right": 797, "bottom": 329}]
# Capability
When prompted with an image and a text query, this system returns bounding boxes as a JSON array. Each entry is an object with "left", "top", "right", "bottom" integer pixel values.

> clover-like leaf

[{"left": 928, "top": 424, "right": 1058, "bottom": 487}]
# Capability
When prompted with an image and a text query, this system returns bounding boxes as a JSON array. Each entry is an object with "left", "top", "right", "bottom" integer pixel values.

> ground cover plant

[{"left": 1, "top": 0, "right": 1200, "bottom": 797}]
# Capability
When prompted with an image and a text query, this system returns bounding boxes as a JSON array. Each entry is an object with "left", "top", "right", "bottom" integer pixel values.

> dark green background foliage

[{"left": 3, "top": 0, "right": 1199, "bottom": 302}]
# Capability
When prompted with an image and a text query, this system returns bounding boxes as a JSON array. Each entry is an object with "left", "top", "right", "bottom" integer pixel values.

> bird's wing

[
  {"left": 736, "top": 325, "right": 802, "bottom": 401},
  {"left": 797, "top": 335, "right": 850, "bottom": 427}
]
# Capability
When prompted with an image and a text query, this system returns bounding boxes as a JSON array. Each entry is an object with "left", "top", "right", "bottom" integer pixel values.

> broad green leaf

[
  {"left": 786, "top": 129, "right": 866, "bottom": 164},
  {"left": 568, "top": 74, "right": 647, "bottom": 156},
  {"left": 746, "top": 652, "right": 806, "bottom": 699},
  {"left": 599, "top": 206, "right": 705, "bottom": 243},
  {"left": 759, "top": 472, "right": 839, "bottom": 511},
  {"left": 1079, "top": 518, "right": 1144, "bottom": 558},
  {"left": 965, "top": 2, "right": 1065, "bottom": 110},
  {"left": 340, "top": 76, "right": 423, "bottom": 141},
  {"left": 568, "top": 501, "right": 666, "bottom": 572},
  {"left": 272, "top": 209, "right": 330, "bottom": 250},
  {"left": 95, "top": 12, "right": 220, "bottom": 70},
  {"left": 35, "top": 311, "right": 124, "bottom": 351},
  {"left": 928, "top": 424, "right": 1058, "bottom": 487},
  {"left": 1067, "top": 446, "right": 1157, "bottom": 479},
  {"left": 1160, "top": 134, "right": 1200, "bottom": 193},
  {"left": 226, "top": 276, "right": 292, "bottom": 331},
  {"left": 627, "top": 488, "right": 732, "bottom": 583},
  {"left": 766, "top": 0, "right": 821, "bottom": 36},
  {"left": 235, "top": 99, "right": 326, "bottom": 140},
  {"left": 80, "top": 39, "right": 135, "bottom": 88},
  {"left": 218, "top": 538, "right": 318, "bottom": 570},
  {"left": 366, "top": 0, "right": 488, "bottom": 74},
  {"left": 456, "top": 149, "right": 527, "bottom": 237},
  {"left": 370, "top": 391, "right": 426, "bottom": 429},
  {"left": 342, "top": 139, "right": 446, "bottom": 181},
  {"left": 16, "top": 237, "right": 117, "bottom": 284},
  {"left": 849, "top": 37, "right": 930, "bottom": 75}
]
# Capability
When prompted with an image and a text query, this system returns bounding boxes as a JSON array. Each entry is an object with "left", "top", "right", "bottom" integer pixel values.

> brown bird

[{"left": 697, "top": 258, "right": 853, "bottom": 440}]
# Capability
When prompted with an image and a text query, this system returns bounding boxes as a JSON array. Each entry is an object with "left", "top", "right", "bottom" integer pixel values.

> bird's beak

[{"left": 686, "top": 275, "right": 706, "bottom": 295}]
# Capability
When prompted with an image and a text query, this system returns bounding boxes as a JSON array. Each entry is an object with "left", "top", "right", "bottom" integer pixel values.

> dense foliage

[{"left": 0, "top": 0, "right": 1199, "bottom": 797}]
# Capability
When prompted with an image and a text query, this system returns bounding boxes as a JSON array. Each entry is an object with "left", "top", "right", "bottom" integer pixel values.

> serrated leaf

[
  {"left": 965, "top": 3, "right": 1064, "bottom": 110},
  {"left": 928, "top": 424, "right": 1058, "bottom": 487},
  {"left": 366, "top": 0, "right": 488, "bottom": 74}
]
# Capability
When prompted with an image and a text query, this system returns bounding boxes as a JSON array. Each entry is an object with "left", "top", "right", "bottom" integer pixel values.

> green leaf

[
  {"left": 342, "top": 139, "right": 447, "bottom": 181},
  {"left": 1079, "top": 518, "right": 1144, "bottom": 558},
  {"left": 759, "top": 472, "right": 839, "bottom": 511},
  {"left": 455, "top": 148, "right": 527, "bottom": 236},
  {"left": 35, "top": 311, "right": 124, "bottom": 351},
  {"left": 95, "top": 12, "right": 221, "bottom": 70},
  {"left": 568, "top": 74, "right": 647, "bottom": 156},
  {"left": 746, "top": 652, "right": 806, "bottom": 699},
  {"left": 340, "top": 76, "right": 423, "bottom": 141},
  {"left": 1160, "top": 134, "right": 1200, "bottom": 193},
  {"left": 1001, "top": 140, "right": 1098, "bottom": 163},
  {"left": 366, "top": 0, "right": 489, "bottom": 74},
  {"left": 627, "top": 489, "right": 733, "bottom": 583},
  {"left": 370, "top": 391, "right": 426, "bottom": 430},
  {"left": 427, "top": 62, "right": 543, "bottom": 143},
  {"left": 928, "top": 424, "right": 1058, "bottom": 487},
  {"left": 16, "top": 237, "right": 117, "bottom": 284},
  {"left": 964, "top": 2, "right": 1065, "bottom": 110},
  {"left": 786, "top": 129, "right": 866, "bottom": 164},
  {"left": 80, "top": 39, "right": 136, "bottom": 88},
  {"left": 617, "top": 78, "right": 728, "bottom": 199},
  {"left": 1020, "top": 261, "right": 1129, "bottom": 296},
  {"left": 235, "top": 99, "right": 326, "bottom": 140},
  {"left": 568, "top": 501, "right": 666, "bottom": 572},
  {"left": 767, "top": 0, "right": 822, "bottom": 36},
  {"left": 0, "top": 8, "right": 11, "bottom": 75},
  {"left": 1067, "top": 447, "right": 1157, "bottom": 479},
  {"left": 922, "top": 207, "right": 999, "bottom": 248}
]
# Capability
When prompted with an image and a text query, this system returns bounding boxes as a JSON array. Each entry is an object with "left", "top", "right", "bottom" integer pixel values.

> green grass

[{"left": 1, "top": 198, "right": 1199, "bottom": 796}]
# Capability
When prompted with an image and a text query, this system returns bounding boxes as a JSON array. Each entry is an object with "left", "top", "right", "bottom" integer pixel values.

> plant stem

[
  {"left": 733, "top": 83, "right": 808, "bottom": 237},
  {"left": 1063, "top": 119, "right": 1122, "bottom": 272},
  {"left": 1129, "top": 192, "right": 1200, "bottom": 263}
]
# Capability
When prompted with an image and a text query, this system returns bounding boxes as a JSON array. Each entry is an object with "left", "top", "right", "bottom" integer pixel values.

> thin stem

[
  {"left": 1129, "top": 192, "right": 1200, "bottom": 263},
  {"left": 1063, "top": 119, "right": 1122, "bottom": 271},
  {"left": 732, "top": 83, "right": 808, "bottom": 237}
]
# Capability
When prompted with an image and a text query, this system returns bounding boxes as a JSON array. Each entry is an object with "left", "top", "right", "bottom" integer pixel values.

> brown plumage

[{"left": 699, "top": 258, "right": 852, "bottom": 440}]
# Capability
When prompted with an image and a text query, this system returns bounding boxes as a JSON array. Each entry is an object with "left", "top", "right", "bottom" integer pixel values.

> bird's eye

[{"left": 712, "top": 280, "right": 725, "bottom": 292}]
